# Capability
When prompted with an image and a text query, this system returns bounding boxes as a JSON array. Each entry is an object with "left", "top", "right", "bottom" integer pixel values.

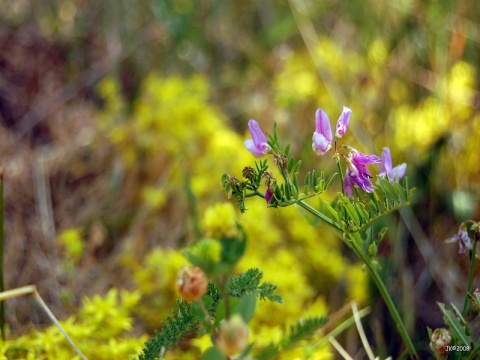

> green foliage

[
  {"left": 337, "top": 177, "right": 414, "bottom": 233},
  {"left": 138, "top": 300, "right": 199, "bottom": 360},
  {"left": 437, "top": 303, "right": 472, "bottom": 347},
  {"left": 137, "top": 265, "right": 283, "bottom": 359},
  {"left": 227, "top": 268, "right": 283, "bottom": 304},
  {"left": 254, "top": 317, "right": 329, "bottom": 360}
]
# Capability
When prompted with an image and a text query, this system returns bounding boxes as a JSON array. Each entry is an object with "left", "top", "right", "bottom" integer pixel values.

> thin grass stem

[{"left": 462, "top": 231, "right": 478, "bottom": 317}]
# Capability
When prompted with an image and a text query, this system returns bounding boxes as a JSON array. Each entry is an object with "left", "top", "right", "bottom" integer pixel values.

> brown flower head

[{"left": 176, "top": 266, "right": 208, "bottom": 302}]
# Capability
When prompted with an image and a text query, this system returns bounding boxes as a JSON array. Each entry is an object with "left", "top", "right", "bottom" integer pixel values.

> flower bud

[
  {"left": 242, "top": 166, "right": 256, "bottom": 181},
  {"left": 216, "top": 315, "right": 250, "bottom": 356},
  {"left": 334, "top": 106, "right": 351, "bottom": 139},
  {"left": 264, "top": 187, "right": 274, "bottom": 205},
  {"left": 177, "top": 266, "right": 208, "bottom": 302},
  {"left": 430, "top": 328, "right": 451, "bottom": 357},
  {"left": 261, "top": 171, "right": 275, "bottom": 187},
  {"left": 273, "top": 154, "right": 287, "bottom": 169}
]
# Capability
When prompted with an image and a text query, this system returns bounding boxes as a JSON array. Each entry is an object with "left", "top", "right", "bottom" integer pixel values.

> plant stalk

[
  {"left": 335, "top": 156, "right": 345, "bottom": 196},
  {"left": 0, "top": 169, "right": 4, "bottom": 341},
  {"left": 297, "top": 200, "right": 342, "bottom": 231},
  {"left": 348, "top": 234, "right": 418, "bottom": 359},
  {"left": 298, "top": 199, "right": 417, "bottom": 357},
  {"left": 462, "top": 231, "right": 478, "bottom": 316}
]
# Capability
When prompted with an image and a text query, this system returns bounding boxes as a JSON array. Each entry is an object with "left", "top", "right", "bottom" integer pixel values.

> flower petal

[
  {"left": 390, "top": 163, "right": 407, "bottom": 182},
  {"left": 248, "top": 120, "right": 268, "bottom": 146},
  {"left": 244, "top": 139, "right": 266, "bottom": 158},
  {"left": 335, "top": 106, "right": 351, "bottom": 138},
  {"left": 380, "top": 147, "right": 392, "bottom": 175},
  {"left": 315, "top": 108, "right": 332, "bottom": 143},
  {"left": 245, "top": 120, "right": 270, "bottom": 157},
  {"left": 312, "top": 132, "right": 332, "bottom": 155},
  {"left": 353, "top": 152, "right": 381, "bottom": 165},
  {"left": 344, "top": 172, "right": 354, "bottom": 197}
]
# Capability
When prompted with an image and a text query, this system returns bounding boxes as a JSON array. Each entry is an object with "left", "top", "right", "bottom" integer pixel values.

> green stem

[
  {"left": 198, "top": 299, "right": 217, "bottom": 337},
  {"left": 462, "top": 232, "right": 478, "bottom": 317},
  {"left": 258, "top": 168, "right": 417, "bottom": 357},
  {"left": 297, "top": 200, "right": 342, "bottom": 231},
  {"left": 347, "top": 234, "right": 418, "bottom": 359},
  {"left": 222, "top": 277, "right": 231, "bottom": 321},
  {"left": 0, "top": 170, "right": 4, "bottom": 341},
  {"left": 467, "top": 344, "right": 480, "bottom": 360},
  {"left": 335, "top": 157, "right": 345, "bottom": 196}
]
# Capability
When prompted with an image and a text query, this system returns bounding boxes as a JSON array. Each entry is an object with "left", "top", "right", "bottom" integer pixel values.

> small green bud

[
  {"left": 372, "top": 260, "right": 382, "bottom": 271},
  {"left": 368, "top": 243, "right": 377, "bottom": 257},
  {"left": 303, "top": 185, "right": 309, "bottom": 196}
]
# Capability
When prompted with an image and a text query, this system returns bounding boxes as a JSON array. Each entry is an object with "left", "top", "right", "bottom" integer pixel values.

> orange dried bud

[
  {"left": 177, "top": 266, "right": 208, "bottom": 302},
  {"left": 216, "top": 315, "right": 249, "bottom": 356}
]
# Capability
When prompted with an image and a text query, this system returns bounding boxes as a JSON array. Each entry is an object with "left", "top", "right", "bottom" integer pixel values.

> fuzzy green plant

[{"left": 137, "top": 217, "right": 337, "bottom": 359}]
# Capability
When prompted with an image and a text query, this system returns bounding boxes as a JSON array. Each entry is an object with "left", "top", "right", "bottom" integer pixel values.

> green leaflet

[
  {"left": 438, "top": 302, "right": 473, "bottom": 347},
  {"left": 338, "top": 194, "right": 360, "bottom": 226},
  {"left": 320, "top": 200, "right": 341, "bottom": 224}
]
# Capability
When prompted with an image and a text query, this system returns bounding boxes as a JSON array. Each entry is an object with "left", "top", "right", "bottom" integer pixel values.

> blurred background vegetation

[{"left": 0, "top": 0, "right": 479, "bottom": 358}]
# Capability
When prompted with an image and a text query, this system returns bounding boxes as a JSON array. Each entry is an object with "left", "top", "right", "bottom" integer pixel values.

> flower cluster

[{"left": 244, "top": 106, "right": 406, "bottom": 198}]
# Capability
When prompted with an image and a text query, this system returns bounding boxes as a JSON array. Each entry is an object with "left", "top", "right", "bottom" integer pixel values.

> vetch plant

[{"left": 222, "top": 106, "right": 419, "bottom": 358}]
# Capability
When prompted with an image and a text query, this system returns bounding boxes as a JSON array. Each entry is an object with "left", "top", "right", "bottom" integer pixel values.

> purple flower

[
  {"left": 335, "top": 106, "right": 352, "bottom": 139},
  {"left": 344, "top": 148, "right": 381, "bottom": 196},
  {"left": 445, "top": 228, "right": 472, "bottom": 255},
  {"left": 265, "top": 187, "right": 274, "bottom": 205},
  {"left": 244, "top": 120, "right": 271, "bottom": 158},
  {"left": 312, "top": 108, "right": 333, "bottom": 156},
  {"left": 379, "top": 147, "right": 407, "bottom": 183}
]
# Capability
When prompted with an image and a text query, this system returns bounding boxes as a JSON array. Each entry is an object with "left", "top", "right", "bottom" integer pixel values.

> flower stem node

[
  {"left": 177, "top": 266, "right": 208, "bottom": 302},
  {"left": 429, "top": 328, "right": 451, "bottom": 357},
  {"left": 216, "top": 314, "right": 250, "bottom": 356}
]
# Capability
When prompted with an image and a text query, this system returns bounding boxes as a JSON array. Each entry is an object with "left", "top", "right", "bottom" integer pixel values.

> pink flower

[
  {"left": 312, "top": 108, "right": 333, "bottom": 156},
  {"left": 335, "top": 106, "right": 352, "bottom": 139},
  {"left": 244, "top": 120, "right": 271, "bottom": 158},
  {"left": 344, "top": 148, "right": 381, "bottom": 196},
  {"left": 379, "top": 147, "right": 406, "bottom": 183}
]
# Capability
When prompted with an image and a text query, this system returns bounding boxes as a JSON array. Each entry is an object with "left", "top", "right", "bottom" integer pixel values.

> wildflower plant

[{"left": 222, "top": 107, "right": 419, "bottom": 357}]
